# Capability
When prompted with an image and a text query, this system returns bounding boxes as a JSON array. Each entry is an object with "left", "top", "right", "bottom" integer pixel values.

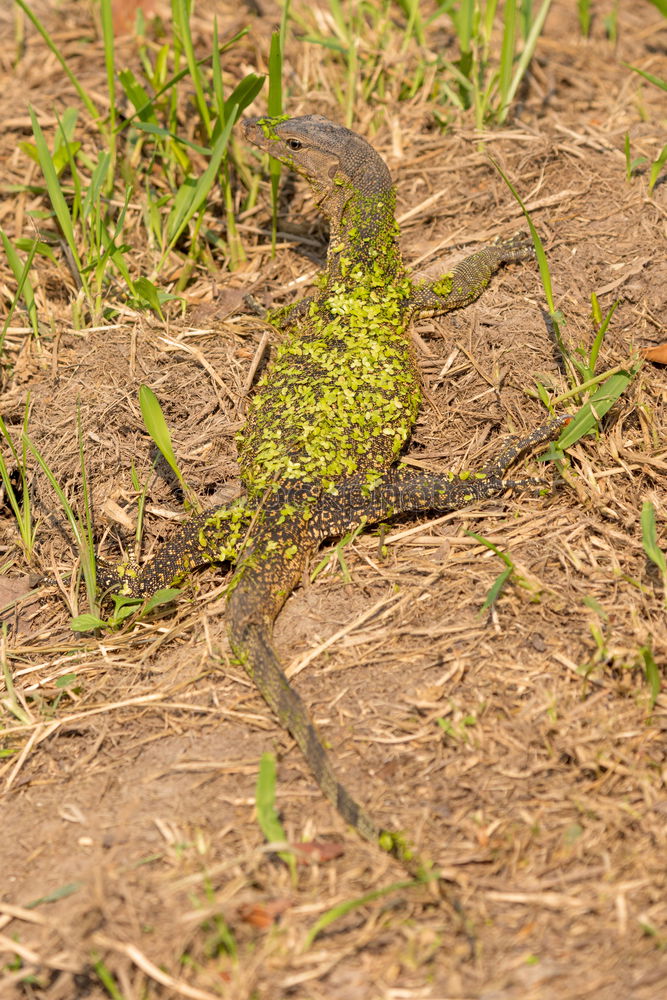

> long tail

[
  {"left": 226, "top": 522, "right": 432, "bottom": 876},
  {"left": 228, "top": 610, "right": 378, "bottom": 843}
]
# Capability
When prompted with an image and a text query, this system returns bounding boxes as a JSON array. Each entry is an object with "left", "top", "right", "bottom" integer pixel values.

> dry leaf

[
  {"left": 112, "top": 0, "right": 160, "bottom": 35},
  {"left": 238, "top": 898, "right": 292, "bottom": 928},
  {"left": 643, "top": 343, "right": 667, "bottom": 364},
  {"left": 293, "top": 839, "right": 345, "bottom": 864}
]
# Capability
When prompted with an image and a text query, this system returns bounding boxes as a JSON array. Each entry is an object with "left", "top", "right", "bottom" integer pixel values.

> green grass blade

[
  {"left": 25, "top": 433, "right": 95, "bottom": 606},
  {"left": 279, "top": 0, "right": 291, "bottom": 54},
  {"left": 118, "top": 68, "right": 160, "bottom": 123},
  {"left": 588, "top": 297, "right": 617, "bottom": 374},
  {"left": 625, "top": 63, "right": 667, "bottom": 93},
  {"left": 500, "top": 0, "right": 552, "bottom": 123},
  {"left": 0, "top": 230, "right": 39, "bottom": 339},
  {"left": 489, "top": 153, "right": 580, "bottom": 383},
  {"left": 29, "top": 107, "right": 86, "bottom": 296},
  {"left": 268, "top": 30, "right": 284, "bottom": 254},
  {"left": 99, "top": 0, "right": 116, "bottom": 180},
  {"left": 452, "top": 0, "right": 473, "bottom": 54},
  {"left": 578, "top": 0, "right": 591, "bottom": 36},
  {"left": 91, "top": 954, "right": 124, "bottom": 1000},
  {"left": 223, "top": 74, "right": 266, "bottom": 124},
  {"left": 116, "top": 30, "right": 249, "bottom": 134},
  {"left": 488, "top": 154, "right": 555, "bottom": 315},
  {"left": 255, "top": 752, "right": 296, "bottom": 879},
  {"left": 497, "top": 0, "right": 517, "bottom": 119},
  {"left": 640, "top": 645, "right": 661, "bottom": 709},
  {"left": 174, "top": 0, "right": 212, "bottom": 139},
  {"left": 555, "top": 367, "right": 640, "bottom": 450},
  {"left": 164, "top": 106, "right": 238, "bottom": 255},
  {"left": 138, "top": 385, "right": 197, "bottom": 508},
  {"left": 466, "top": 530, "right": 515, "bottom": 611},
  {"left": 139, "top": 384, "right": 183, "bottom": 484},
  {"left": 14, "top": 0, "right": 99, "bottom": 122},
  {"left": 0, "top": 413, "right": 35, "bottom": 557},
  {"left": 132, "top": 276, "right": 164, "bottom": 317},
  {"left": 481, "top": 566, "right": 513, "bottom": 611},
  {"left": 77, "top": 407, "right": 97, "bottom": 610},
  {"left": 211, "top": 18, "right": 226, "bottom": 125},
  {"left": 80, "top": 151, "right": 111, "bottom": 223},
  {"left": 641, "top": 501, "right": 667, "bottom": 580},
  {"left": 648, "top": 142, "right": 667, "bottom": 195},
  {"left": 25, "top": 437, "right": 81, "bottom": 547},
  {"left": 305, "top": 878, "right": 421, "bottom": 948}
]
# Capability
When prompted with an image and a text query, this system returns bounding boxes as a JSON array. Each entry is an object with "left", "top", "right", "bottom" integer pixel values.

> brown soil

[{"left": 1, "top": 2, "right": 667, "bottom": 998}]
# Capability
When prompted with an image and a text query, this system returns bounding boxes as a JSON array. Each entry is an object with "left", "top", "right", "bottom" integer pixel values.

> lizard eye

[{"left": 286, "top": 138, "right": 302, "bottom": 151}]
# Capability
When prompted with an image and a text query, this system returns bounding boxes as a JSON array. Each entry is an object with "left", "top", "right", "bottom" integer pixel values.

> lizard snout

[{"left": 241, "top": 117, "right": 259, "bottom": 137}]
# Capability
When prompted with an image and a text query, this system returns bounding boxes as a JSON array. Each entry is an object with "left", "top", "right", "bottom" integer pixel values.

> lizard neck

[{"left": 319, "top": 184, "right": 404, "bottom": 294}]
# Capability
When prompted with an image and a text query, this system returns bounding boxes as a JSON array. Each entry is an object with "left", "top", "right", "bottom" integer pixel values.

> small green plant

[
  {"left": 304, "top": 875, "right": 427, "bottom": 948},
  {"left": 625, "top": 64, "right": 667, "bottom": 195},
  {"left": 11, "top": 0, "right": 266, "bottom": 327},
  {"left": 436, "top": 710, "right": 477, "bottom": 743},
  {"left": 641, "top": 501, "right": 667, "bottom": 607},
  {"left": 139, "top": 385, "right": 198, "bottom": 510},
  {"left": 624, "top": 132, "right": 647, "bottom": 181},
  {"left": 491, "top": 156, "right": 641, "bottom": 456},
  {"left": 298, "top": 0, "right": 552, "bottom": 128},
  {"left": 639, "top": 644, "right": 660, "bottom": 710},
  {"left": 90, "top": 954, "right": 124, "bottom": 1000},
  {"left": 311, "top": 521, "right": 366, "bottom": 583},
  {"left": 467, "top": 531, "right": 541, "bottom": 609},
  {"left": 255, "top": 752, "right": 296, "bottom": 880},
  {"left": 0, "top": 402, "right": 37, "bottom": 560},
  {"left": 0, "top": 230, "right": 39, "bottom": 342},
  {"left": 70, "top": 587, "right": 181, "bottom": 633},
  {"left": 603, "top": 1, "right": 619, "bottom": 42},
  {"left": 577, "top": 0, "right": 591, "bottom": 37},
  {"left": 25, "top": 415, "right": 98, "bottom": 616},
  {"left": 267, "top": 13, "right": 288, "bottom": 251},
  {"left": 444, "top": 0, "right": 553, "bottom": 127}
]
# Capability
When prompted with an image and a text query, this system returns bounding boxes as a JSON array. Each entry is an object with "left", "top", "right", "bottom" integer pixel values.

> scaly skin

[{"left": 104, "top": 115, "right": 569, "bottom": 871}]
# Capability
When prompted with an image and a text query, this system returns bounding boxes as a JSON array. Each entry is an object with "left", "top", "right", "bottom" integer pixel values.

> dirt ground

[{"left": 1, "top": 1, "right": 667, "bottom": 998}]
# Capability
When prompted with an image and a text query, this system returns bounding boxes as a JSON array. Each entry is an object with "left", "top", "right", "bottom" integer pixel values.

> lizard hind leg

[
  {"left": 315, "top": 414, "right": 570, "bottom": 538},
  {"left": 99, "top": 501, "right": 254, "bottom": 598}
]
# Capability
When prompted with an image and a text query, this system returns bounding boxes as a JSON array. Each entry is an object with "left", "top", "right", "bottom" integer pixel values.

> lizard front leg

[
  {"left": 314, "top": 416, "right": 568, "bottom": 538},
  {"left": 408, "top": 232, "right": 534, "bottom": 319},
  {"left": 99, "top": 502, "right": 254, "bottom": 598}
]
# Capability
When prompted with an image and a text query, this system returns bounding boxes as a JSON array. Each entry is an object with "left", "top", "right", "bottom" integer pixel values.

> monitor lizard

[{"left": 104, "top": 114, "right": 569, "bottom": 871}]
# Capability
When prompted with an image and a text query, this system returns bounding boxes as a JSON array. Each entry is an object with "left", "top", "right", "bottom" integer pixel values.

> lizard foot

[
  {"left": 243, "top": 292, "right": 268, "bottom": 318},
  {"left": 485, "top": 415, "right": 571, "bottom": 476},
  {"left": 492, "top": 230, "right": 536, "bottom": 262}
]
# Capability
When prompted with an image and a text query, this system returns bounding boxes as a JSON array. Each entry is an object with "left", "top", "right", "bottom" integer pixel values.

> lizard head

[{"left": 242, "top": 114, "right": 393, "bottom": 199}]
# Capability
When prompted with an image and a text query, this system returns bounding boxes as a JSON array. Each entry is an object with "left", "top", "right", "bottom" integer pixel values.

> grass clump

[{"left": 8, "top": 0, "right": 266, "bottom": 328}]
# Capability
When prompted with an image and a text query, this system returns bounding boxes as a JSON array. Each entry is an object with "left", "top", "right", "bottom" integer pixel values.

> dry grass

[{"left": 1, "top": 1, "right": 667, "bottom": 998}]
